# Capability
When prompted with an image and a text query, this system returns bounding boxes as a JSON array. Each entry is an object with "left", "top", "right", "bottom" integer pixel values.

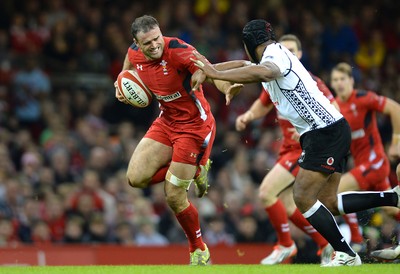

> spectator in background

[
  {"left": 17, "top": 197, "right": 42, "bottom": 243},
  {"left": 44, "top": 195, "right": 66, "bottom": 242},
  {"left": 63, "top": 216, "right": 85, "bottom": 243},
  {"left": 320, "top": 8, "right": 359, "bottom": 70},
  {"left": 135, "top": 217, "right": 169, "bottom": 247},
  {"left": 13, "top": 55, "right": 51, "bottom": 140},
  {"left": 30, "top": 220, "right": 52, "bottom": 245},
  {"left": 113, "top": 220, "right": 135, "bottom": 246},
  {"left": 84, "top": 212, "right": 110, "bottom": 243},
  {"left": 0, "top": 217, "right": 19, "bottom": 246},
  {"left": 78, "top": 32, "right": 110, "bottom": 73},
  {"left": 203, "top": 215, "right": 235, "bottom": 246}
]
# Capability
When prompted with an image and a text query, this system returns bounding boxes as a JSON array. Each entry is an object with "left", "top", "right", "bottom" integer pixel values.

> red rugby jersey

[
  {"left": 127, "top": 37, "right": 213, "bottom": 126},
  {"left": 336, "top": 89, "right": 387, "bottom": 166}
]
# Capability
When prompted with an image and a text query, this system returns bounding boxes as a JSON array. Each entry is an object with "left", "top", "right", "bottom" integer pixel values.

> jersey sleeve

[
  {"left": 366, "top": 91, "right": 387, "bottom": 112},
  {"left": 168, "top": 39, "right": 203, "bottom": 75},
  {"left": 262, "top": 44, "right": 291, "bottom": 75},
  {"left": 259, "top": 88, "right": 272, "bottom": 106},
  {"left": 311, "top": 73, "right": 335, "bottom": 103}
]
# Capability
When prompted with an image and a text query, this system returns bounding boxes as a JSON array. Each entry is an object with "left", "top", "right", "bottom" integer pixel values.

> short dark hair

[
  {"left": 131, "top": 15, "right": 159, "bottom": 39},
  {"left": 279, "top": 34, "right": 302, "bottom": 51}
]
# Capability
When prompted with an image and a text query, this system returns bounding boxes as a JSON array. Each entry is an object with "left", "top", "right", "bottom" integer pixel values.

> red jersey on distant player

[
  {"left": 336, "top": 89, "right": 387, "bottom": 167},
  {"left": 259, "top": 73, "right": 336, "bottom": 156},
  {"left": 127, "top": 37, "right": 213, "bottom": 127}
]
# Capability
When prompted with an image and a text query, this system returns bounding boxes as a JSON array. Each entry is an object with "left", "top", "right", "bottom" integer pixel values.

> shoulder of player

[
  {"left": 354, "top": 89, "right": 376, "bottom": 98},
  {"left": 164, "top": 36, "right": 192, "bottom": 50}
]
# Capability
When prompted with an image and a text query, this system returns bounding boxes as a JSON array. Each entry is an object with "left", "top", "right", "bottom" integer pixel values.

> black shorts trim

[{"left": 298, "top": 118, "right": 351, "bottom": 174}]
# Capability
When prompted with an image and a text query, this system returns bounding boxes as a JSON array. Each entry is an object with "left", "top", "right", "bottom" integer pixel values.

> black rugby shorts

[{"left": 298, "top": 118, "right": 351, "bottom": 174}]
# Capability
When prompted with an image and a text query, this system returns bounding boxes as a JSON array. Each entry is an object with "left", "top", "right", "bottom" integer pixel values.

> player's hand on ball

[{"left": 114, "top": 81, "right": 128, "bottom": 104}]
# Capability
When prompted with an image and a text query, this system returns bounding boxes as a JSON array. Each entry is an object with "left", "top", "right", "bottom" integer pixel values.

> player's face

[
  {"left": 330, "top": 70, "right": 354, "bottom": 96},
  {"left": 135, "top": 26, "right": 165, "bottom": 60},
  {"left": 280, "top": 40, "right": 302, "bottom": 59}
]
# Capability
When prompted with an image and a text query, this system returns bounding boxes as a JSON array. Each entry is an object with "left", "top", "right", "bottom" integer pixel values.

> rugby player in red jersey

[
  {"left": 330, "top": 62, "right": 400, "bottom": 254},
  {"left": 114, "top": 15, "right": 243, "bottom": 265},
  {"left": 236, "top": 34, "right": 335, "bottom": 265}
]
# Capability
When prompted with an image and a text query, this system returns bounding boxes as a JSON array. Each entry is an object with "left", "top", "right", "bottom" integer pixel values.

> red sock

[
  {"left": 149, "top": 165, "right": 169, "bottom": 185},
  {"left": 175, "top": 202, "right": 205, "bottom": 252},
  {"left": 343, "top": 213, "right": 363, "bottom": 243},
  {"left": 289, "top": 208, "right": 328, "bottom": 248},
  {"left": 265, "top": 200, "right": 293, "bottom": 247}
]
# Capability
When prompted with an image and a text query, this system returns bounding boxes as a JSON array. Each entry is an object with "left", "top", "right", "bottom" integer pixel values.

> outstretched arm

[
  {"left": 191, "top": 69, "right": 244, "bottom": 105},
  {"left": 191, "top": 51, "right": 280, "bottom": 83}
]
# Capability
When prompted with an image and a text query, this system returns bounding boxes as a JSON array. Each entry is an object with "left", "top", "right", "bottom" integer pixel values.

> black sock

[
  {"left": 304, "top": 201, "right": 356, "bottom": 256},
  {"left": 339, "top": 191, "right": 398, "bottom": 213}
]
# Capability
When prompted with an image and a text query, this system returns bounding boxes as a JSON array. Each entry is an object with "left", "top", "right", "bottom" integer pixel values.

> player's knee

[
  {"left": 258, "top": 185, "right": 275, "bottom": 205},
  {"left": 293, "top": 185, "right": 312, "bottom": 212},
  {"left": 396, "top": 163, "right": 400, "bottom": 180},
  {"left": 165, "top": 191, "right": 184, "bottom": 212},
  {"left": 126, "top": 170, "right": 147, "bottom": 188}
]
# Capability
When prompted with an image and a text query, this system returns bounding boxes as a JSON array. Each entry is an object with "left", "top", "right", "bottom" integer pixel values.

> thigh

[
  {"left": 338, "top": 172, "right": 360, "bottom": 193},
  {"left": 293, "top": 167, "right": 330, "bottom": 211},
  {"left": 127, "top": 137, "right": 172, "bottom": 183},
  {"left": 259, "top": 163, "right": 296, "bottom": 199}
]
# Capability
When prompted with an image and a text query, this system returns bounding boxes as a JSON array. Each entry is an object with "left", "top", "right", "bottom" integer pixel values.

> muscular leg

[
  {"left": 126, "top": 137, "right": 172, "bottom": 188},
  {"left": 259, "top": 163, "right": 295, "bottom": 247},
  {"left": 164, "top": 161, "right": 206, "bottom": 253},
  {"left": 338, "top": 173, "right": 364, "bottom": 245},
  {"left": 280, "top": 187, "right": 329, "bottom": 249},
  {"left": 294, "top": 168, "right": 356, "bottom": 256}
]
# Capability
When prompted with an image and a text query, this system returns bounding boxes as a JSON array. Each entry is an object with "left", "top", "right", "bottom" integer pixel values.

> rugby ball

[{"left": 116, "top": 70, "right": 152, "bottom": 108}]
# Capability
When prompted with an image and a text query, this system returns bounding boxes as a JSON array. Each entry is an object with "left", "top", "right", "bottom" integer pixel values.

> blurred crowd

[{"left": 0, "top": 0, "right": 400, "bottom": 263}]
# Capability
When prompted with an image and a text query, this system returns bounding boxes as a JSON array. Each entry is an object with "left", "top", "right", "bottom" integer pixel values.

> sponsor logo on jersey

[
  {"left": 326, "top": 157, "right": 334, "bottom": 165},
  {"left": 136, "top": 64, "right": 143, "bottom": 70},
  {"left": 155, "top": 91, "right": 182, "bottom": 102}
]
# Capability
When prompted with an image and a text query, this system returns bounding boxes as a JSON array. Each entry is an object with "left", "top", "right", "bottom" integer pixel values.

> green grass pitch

[{"left": 0, "top": 264, "right": 397, "bottom": 274}]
